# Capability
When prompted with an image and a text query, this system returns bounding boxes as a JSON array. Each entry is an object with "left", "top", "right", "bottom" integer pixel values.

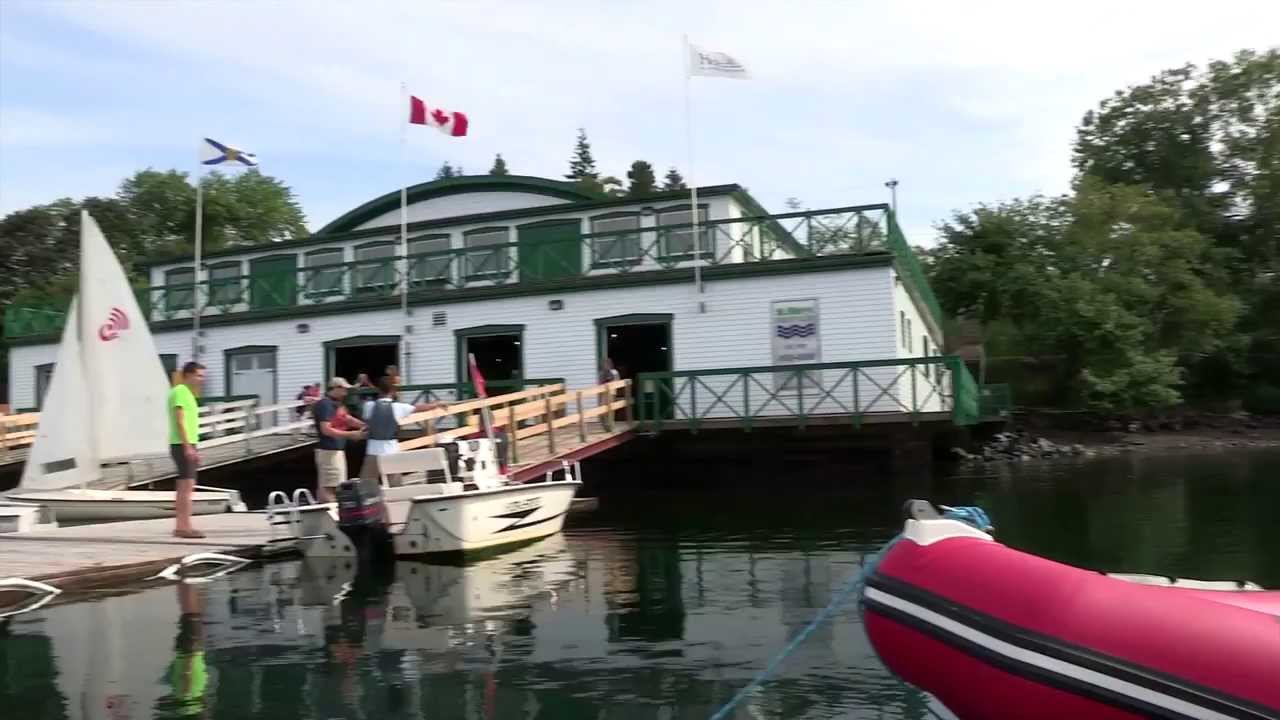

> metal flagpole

[
  {"left": 192, "top": 176, "right": 203, "bottom": 362},
  {"left": 399, "top": 81, "right": 412, "bottom": 383},
  {"left": 683, "top": 34, "right": 705, "bottom": 313}
]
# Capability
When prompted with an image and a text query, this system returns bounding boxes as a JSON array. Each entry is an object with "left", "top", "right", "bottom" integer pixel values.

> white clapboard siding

[{"left": 10, "top": 265, "right": 900, "bottom": 416}]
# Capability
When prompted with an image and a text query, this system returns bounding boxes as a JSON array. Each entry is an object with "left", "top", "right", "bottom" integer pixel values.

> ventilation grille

[{"left": 432, "top": 310, "right": 447, "bottom": 327}]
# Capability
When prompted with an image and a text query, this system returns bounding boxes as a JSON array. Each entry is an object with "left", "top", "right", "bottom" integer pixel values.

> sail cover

[{"left": 77, "top": 211, "right": 171, "bottom": 461}]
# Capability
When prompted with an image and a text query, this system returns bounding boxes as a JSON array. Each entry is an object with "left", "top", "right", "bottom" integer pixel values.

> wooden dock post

[
  {"left": 624, "top": 381, "right": 634, "bottom": 426},
  {"left": 544, "top": 396, "right": 556, "bottom": 453},
  {"left": 507, "top": 403, "right": 519, "bottom": 465},
  {"left": 576, "top": 391, "right": 586, "bottom": 442}
]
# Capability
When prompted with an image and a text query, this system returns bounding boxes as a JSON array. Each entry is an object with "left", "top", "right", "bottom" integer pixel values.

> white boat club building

[{"left": 5, "top": 174, "right": 968, "bottom": 425}]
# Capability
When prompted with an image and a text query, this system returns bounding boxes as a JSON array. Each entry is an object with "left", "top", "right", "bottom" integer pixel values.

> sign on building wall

[{"left": 770, "top": 299, "right": 821, "bottom": 391}]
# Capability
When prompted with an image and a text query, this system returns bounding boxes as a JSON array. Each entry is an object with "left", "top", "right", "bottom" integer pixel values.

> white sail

[
  {"left": 78, "top": 211, "right": 171, "bottom": 461},
  {"left": 19, "top": 297, "right": 99, "bottom": 490}
]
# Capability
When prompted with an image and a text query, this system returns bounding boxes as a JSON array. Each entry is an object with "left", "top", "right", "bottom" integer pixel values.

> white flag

[{"left": 687, "top": 42, "right": 750, "bottom": 79}]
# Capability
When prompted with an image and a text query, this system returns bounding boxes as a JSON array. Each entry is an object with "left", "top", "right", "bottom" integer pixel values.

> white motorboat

[
  {"left": 2, "top": 211, "right": 245, "bottom": 521},
  {"left": 272, "top": 438, "right": 580, "bottom": 558},
  {"left": 0, "top": 502, "right": 59, "bottom": 533}
]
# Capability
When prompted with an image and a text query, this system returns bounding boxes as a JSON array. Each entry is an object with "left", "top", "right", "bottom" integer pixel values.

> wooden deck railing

[
  {"left": 397, "top": 379, "right": 633, "bottom": 465},
  {"left": 0, "top": 412, "right": 39, "bottom": 461}
]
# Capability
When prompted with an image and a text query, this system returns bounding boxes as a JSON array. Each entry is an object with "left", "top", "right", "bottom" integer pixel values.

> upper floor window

[
  {"left": 207, "top": 262, "right": 242, "bottom": 306},
  {"left": 165, "top": 267, "right": 194, "bottom": 311},
  {"left": 657, "top": 205, "right": 709, "bottom": 259},
  {"left": 409, "top": 234, "right": 452, "bottom": 285},
  {"left": 464, "top": 228, "right": 510, "bottom": 277},
  {"left": 354, "top": 242, "right": 395, "bottom": 290},
  {"left": 590, "top": 213, "right": 642, "bottom": 265},
  {"left": 306, "top": 248, "right": 345, "bottom": 296}
]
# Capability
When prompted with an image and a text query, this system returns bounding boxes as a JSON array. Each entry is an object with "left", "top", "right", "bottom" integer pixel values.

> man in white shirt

[{"left": 358, "top": 376, "right": 445, "bottom": 486}]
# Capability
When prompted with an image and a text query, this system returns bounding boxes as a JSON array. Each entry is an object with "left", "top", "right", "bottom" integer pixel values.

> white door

[{"left": 230, "top": 351, "right": 277, "bottom": 428}]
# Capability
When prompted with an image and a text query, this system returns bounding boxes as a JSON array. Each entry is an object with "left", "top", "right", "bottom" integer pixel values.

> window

[
  {"left": 409, "top": 234, "right": 452, "bottom": 285},
  {"left": 165, "top": 267, "right": 195, "bottom": 311},
  {"left": 657, "top": 205, "right": 709, "bottom": 259},
  {"left": 899, "top": 311, "right": 906, "bottom": 349},
  {"left": 464, "top": 228, "right": 510, "bottom": 277},
  {"left": 306, "top": 248, "right": 345, "bottom": 296},
  {"left": 907, "top": 318, "right": 913, "bottom": 352},
  {"left": 207, "top": 262, "right": 242, "bottom": 306},
  {"left": 354, "top": 242, "right": 395, "bottom": 291},
  {"left": 590, "top": 213, "right": 642, "bottom": 265},
  {"left": 35, "top": 363, "right": 55, "bottom": 409},
  {"left": 159, "top": 354, "right": 178, "bottom": 380}
]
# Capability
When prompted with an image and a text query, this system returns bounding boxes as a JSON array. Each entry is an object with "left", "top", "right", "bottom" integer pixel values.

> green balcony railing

[
  {"left": 979, "top": 382, "right": 1013, "bottom": 419},
  {"left": 633, "top": 356, "right": 976, "bottom": 433},
  {"left": 5, "top": 203, "right": 908, "bottom": 339}
]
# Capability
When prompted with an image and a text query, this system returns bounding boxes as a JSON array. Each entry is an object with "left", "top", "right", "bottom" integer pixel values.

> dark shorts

[
  {"left": 170, "top": 444, "right": 198, "bottom": 480},
  {"left": 175, "top": 613, "right": 201, "bottom": 652}
]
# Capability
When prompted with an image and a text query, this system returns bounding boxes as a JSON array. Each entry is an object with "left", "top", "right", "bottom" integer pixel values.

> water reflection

[{"left": 2, "top": 448, "right": 1277, "bottom": 719}]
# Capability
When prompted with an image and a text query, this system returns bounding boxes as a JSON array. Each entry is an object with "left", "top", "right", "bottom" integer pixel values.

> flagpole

[
  {"left": 192, "top": 174, "right": 203, "bottom": 362},
  {"left": 399, "top": 81, "right": 411, "bottom": 383},
  {"left": 683, "top": 34, "right": 705, "bottom": 313}
]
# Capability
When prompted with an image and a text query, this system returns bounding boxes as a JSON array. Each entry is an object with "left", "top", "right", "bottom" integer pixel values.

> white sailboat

[{"left": 3, "top": 211, "right": 244, "bottom": 522}]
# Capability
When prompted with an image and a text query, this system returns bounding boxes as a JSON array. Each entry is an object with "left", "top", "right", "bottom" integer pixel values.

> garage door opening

[
  {"left": 598, "top": 315, "right": 673, "bottom": 419},
  {"left": 329, "top": 338, "right": 400, "bottom": 388},
  {"left": 462, "top": 334, "right": 523, "bottom": 387}
]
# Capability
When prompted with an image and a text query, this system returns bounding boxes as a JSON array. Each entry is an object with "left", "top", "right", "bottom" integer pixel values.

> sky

[{"left": 1, "top": 0, "right": 1277, "bottom": 246}]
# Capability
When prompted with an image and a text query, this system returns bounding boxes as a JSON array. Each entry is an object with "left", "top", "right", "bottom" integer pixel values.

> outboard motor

[{"left": 335, "top": 478, "right": 392, "bottom": 566}]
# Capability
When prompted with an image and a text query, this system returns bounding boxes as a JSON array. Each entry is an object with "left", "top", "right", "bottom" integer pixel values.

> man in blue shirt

[{"left": 313, "top": 377, "right": 368, "bottom": 503}]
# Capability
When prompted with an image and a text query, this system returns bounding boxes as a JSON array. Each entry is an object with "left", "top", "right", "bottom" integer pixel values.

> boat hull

[
  {"left": 859, "top": 516, "right": 1280, "bottom": 720},
  {"left": 394, "top": 480, "right": 579, "bottom": 556},
  {"left": 4, "top": 489, "right": 233, "bottom": 522}
]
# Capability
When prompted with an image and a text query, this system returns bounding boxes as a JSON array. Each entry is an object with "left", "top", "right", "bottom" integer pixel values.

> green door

[
  {"left": 518, "top": 219, "right": 582, "bottom": 283},
  {"left": 249, "top": 255, "right": 298, "bottom": 310}
]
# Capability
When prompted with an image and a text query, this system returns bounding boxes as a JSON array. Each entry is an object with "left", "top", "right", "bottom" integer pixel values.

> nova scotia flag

[{"left": 199, "top": 138, "right": 259, "bottom": 167}]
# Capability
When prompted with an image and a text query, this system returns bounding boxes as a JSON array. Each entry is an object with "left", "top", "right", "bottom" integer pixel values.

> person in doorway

[
  {"left": 359, "top": 377, "right": 444, "bottom": 489},
  {"left": 313, "top": 377, "right": 368, "bottom": 503},
  {"left": 169, "top": 362, "right": 206, "bottom": 539},
  {"left": 355, "top": 372, "right": 374, "bottom": 389},
  {"left": 600, "top": 357, "right": 624, "bottom": 424}
]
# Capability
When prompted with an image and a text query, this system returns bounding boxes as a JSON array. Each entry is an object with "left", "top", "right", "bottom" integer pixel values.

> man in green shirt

[{"left": 169, "top": 361, "right": 205, "bottom": 538}]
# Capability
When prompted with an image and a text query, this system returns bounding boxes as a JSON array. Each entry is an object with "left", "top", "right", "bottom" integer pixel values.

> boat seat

[{"left": 376, "top": 449, "right": 453, "bottom": 489}]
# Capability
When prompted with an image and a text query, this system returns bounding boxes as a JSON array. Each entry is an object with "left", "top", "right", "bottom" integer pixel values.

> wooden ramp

[{"left": 395, "top": 379, "right": 637, "bottom": 482}]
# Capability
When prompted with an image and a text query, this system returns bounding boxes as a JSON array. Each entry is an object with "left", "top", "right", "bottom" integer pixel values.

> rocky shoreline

[{"left": 954, "top": 412, "right": 1280, "bottom": 464}]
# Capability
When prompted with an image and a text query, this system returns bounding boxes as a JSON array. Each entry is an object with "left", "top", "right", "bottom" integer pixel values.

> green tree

[
  {"left": 929, "top": 179, "right": 1238, "bottom": 411},
  {"left": 1073, "top": 49, "right": 1279, "bottom": 404},
  {"left": 625, "top": 161, "right": 657, "bottom": 197},
  {"left": 0, "top": 168, "right": 307, "bottom": 324},
  {"left": 565, "top": 128, "right": 599, "bottom": 182},
  {"left": 435, "top": 162, "right": 458, "bottom": 180},
  {"left": 488, "top": 154, "right": 510, "bottom": 176},
  {"left": 662, "top": 167, "right": 687, "bottom": 191}
]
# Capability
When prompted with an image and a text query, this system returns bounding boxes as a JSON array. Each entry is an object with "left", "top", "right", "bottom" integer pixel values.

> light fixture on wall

[
  {"left": 640, "top": 206, "right": 655, "bottom": 217},
  {"left": 296, "top": 323, "right": 310, "bottom": 334},
  {"left": 548, "top": 299, "right": 564, "bottom": 311}
]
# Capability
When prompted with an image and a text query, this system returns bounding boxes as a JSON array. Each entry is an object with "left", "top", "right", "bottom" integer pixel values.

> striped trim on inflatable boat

[{"left": 862, "top": 574, "right": 1278, "bottom": 720}]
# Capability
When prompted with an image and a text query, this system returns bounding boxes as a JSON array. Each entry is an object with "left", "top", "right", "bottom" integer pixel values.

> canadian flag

[{"left": 408, "top": 95, "right": 469, "bottom": 137}]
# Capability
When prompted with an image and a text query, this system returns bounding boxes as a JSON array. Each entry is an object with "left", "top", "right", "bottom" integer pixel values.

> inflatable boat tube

[{"left": 858, "top": 501, "right": 1280, "bottom": 720}]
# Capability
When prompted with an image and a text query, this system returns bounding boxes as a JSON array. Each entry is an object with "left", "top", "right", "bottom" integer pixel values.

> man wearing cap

[{"left": 313, "top": 377, "right": 368, "bottom": 503}]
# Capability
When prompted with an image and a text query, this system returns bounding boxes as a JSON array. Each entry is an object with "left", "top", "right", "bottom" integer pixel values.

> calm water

[{"left": 2, "top": 448, "right": 1278, "bottom": 720}]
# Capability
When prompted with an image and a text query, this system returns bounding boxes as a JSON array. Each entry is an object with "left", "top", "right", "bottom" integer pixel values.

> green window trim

[
  {"left": 462, "top": 227, "right": 512, "bottom": 279},
  {"left": 453, "top": 324, "right": 525, "bottom": 385},
  {"left": 207, "top": 261, "right": 243, "bottom": 307},
  {"left": 589, "top": 211, "right": 644, "bottom": 269},
  {"left": 164, "top": 266, "right": 195, "bottom": 312},
  {"left": 655, "top": 203, "right": 712, "bottom": 262},
  {"left": 353, "top": 240, "right": 397, "bottom": 294},
  {"left": 304, "top": 247, "right": 347, "bottom": 298},
  {"left": 407, "top": 233, "right": 453, "bottom": 288},
  {"left": 222, "top": 345, "right": 278, "bottom": 403}
]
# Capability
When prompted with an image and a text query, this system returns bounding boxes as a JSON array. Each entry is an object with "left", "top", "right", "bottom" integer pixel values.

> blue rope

[
  {"left": 707, "top": 563, "right": 870, "bottom": 720},
  {"left": 705, "top": 516, "right": 986, "bottom": 720}
]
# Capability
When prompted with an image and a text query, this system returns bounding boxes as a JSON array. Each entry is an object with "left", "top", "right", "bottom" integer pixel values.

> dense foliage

[{"left": 929, "top": 49, "right": 1279, "bottom": 412}]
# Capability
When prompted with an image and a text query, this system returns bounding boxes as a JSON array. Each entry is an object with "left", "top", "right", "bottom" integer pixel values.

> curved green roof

[{"left": 317, "top": 175, "right": 598, "bottom": 234}]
